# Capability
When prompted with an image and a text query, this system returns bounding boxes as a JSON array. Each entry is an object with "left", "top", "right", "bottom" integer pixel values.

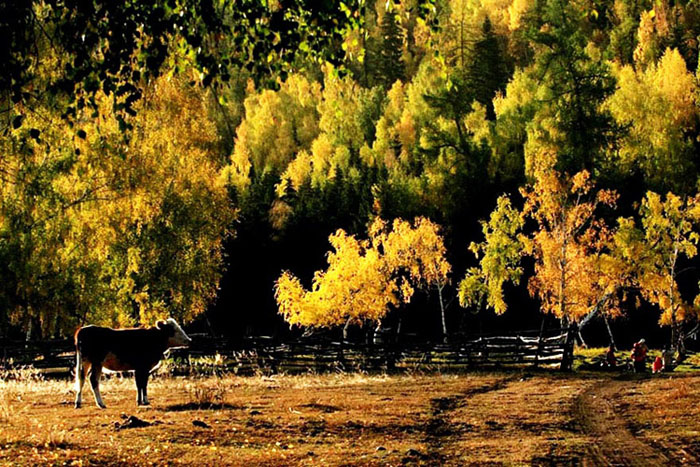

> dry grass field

[{"left": 0, "top": 369, "right": 699, "bottom": 466}]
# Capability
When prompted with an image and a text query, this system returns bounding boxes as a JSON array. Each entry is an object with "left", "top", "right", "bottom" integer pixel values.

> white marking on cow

[{"left": 166, "top": 318, "right": 192, "bottom": 348}]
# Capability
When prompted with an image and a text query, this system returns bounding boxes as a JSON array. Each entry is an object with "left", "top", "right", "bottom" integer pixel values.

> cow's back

[{"left": 75, "top": 326, "right": 168, "bottom": 370}]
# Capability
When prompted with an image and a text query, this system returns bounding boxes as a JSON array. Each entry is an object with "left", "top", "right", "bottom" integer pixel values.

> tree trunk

[
  {"left": 670, "top": 313, "right": 682, "bottom": 360},
  {"left": 603, "top": 314, "right": 616, "bottom": 350},
  {"left": 534, "top": 316, "right": 547, "bottom": 368},
  {"left": 343, "top": 318, "right": 352, "bottom": 341},
  {"left": 578, "top": 308, "right": 597, "bottom": 330},
  {"left": 53, "top": 314, "right": 61, "bottom": 339},
  {"left": 202, "top": 310, "right": 217, "bottom": 338},
  {"left": 364, "top": 322, "right": 373, "bottom": 345},
  {"left": 561, "top": 321, "right": 576, "bottom": 371},
  {"left": 560, "top": 316, "right": 569, "bottom": 332},
  {"left": 676, "top": 324, "right": 686, "bottom": 363},
  {"left": 438, "top": 283, "right": 448, "bottom": 343},
  {"left": 25, "top": 314, "right": 33, "bottom": 341},
  {"left": 577, "top": 328, "right": 587, "bottom": 348}
]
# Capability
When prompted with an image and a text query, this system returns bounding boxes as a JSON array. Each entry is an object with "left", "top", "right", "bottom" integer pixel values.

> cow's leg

[
  {"left": 135, "top": 369, "right": 150, "bottom": 406},
  {"left": 74, "top": 352, "right": 89, "bottom": 408},
  {"left": 142, "top": 377, "right": 149, "bottom": 406},
  {"left": 89, "top": 363, "right": 106, "bottom": 409},
  {"left": 134, "top": 371, "right": 142, "bottom": 405}
]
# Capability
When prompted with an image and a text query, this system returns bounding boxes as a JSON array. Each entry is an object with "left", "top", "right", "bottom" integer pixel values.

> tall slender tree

[{"left": 376, "top": 5, "right": 406, "bottom": 89}]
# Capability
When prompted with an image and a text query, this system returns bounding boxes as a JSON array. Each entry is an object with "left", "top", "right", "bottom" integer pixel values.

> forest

[{"left": 2, "top": 0, "right": 700, "bottom": 353}]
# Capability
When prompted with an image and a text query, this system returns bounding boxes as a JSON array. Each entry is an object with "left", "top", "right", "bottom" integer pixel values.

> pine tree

[
  {"left": 467, "top": 18, "right": 509, "bottom": 120},
  {"left": 525, "top": 0, "right": 618, "bottom": 174},
  {"left": 376, "top": 7, "right": 405, "bottom": 89}
]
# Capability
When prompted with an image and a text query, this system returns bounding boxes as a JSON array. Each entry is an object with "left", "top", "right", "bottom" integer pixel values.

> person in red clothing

[
  {"left": 652, "top": 355, "right": 663, "bottom": 373},
  {"left": 631, "top": 339, "right": 648, "bottom": 373},
  {"left": 605, "top": 344, "right": 617, "bottom": 368}
]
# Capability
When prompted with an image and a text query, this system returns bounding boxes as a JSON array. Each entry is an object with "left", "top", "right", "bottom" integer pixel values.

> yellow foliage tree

[
  {"left": 522, "top": 169, "right": 619, "bottom": 323},
  {"left": 275, "top": 217, "right": 451, "bottom": 336},
  {"left": 614, "top": 192, "right": 700, "bottom": 352},
  {"left": 223, "top": 74, "right": 321, "bottom": 192},
  {"left": 606, "top": 48, "right": 698, "bottom": 190},
  {"left": 105, "top": 75, "right": 234, "bottom": 326},
  {"left": 1, "top": 72, "right": 234, "bottom": 334},
  {"left": 460, "top": 166, "right": 623, "bottom": 327},
  {"left": 275, "top": 69, "right": 383, "bottom": 200}
]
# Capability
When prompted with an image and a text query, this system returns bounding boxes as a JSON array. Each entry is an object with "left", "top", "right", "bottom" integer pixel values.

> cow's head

[{"left": 156, "top": 318, "right": 192, "bottom": 348}]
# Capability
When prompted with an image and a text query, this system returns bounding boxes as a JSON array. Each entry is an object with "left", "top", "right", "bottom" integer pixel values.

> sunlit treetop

[
  {"left": 605, "top": 48, "right": 698, "bottom": 191},
  {"left": 275, "top": 216, "right": 450, "bottom": 328}
]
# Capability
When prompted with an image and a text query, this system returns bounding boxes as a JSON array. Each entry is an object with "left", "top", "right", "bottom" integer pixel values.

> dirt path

[
  {"left": 574, "top": 378, "right": 672, "bottom": 467},
  {"left": 424, "top": 376, "right": 515, "bottom": 464}
]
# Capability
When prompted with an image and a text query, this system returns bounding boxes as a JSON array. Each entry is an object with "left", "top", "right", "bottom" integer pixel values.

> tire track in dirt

[
  {"left": 423, "top": 376, "right": 516, "bottom": 465},
  {"left": 574, "top": 378, "right": 672, "bottom": 467}
]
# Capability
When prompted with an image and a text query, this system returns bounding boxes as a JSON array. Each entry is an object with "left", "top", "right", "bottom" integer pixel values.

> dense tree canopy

[{"left": 2, "top": 0, "right": 700, "bottom": 350}]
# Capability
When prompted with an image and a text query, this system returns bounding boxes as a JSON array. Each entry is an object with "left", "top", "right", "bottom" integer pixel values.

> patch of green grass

[{"left": 674, "top": 351, "right": 700, "bottom": 372}]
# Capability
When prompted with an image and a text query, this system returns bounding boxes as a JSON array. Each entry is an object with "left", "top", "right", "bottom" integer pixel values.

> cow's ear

[{"left": 156, "top": 320, "right": 167, "bottom": 330}]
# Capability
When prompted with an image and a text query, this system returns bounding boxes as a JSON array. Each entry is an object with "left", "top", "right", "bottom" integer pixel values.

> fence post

[
  {"left": 560, "top": 325, "right": 577, "bottom": 371},
  {"left": 533, "top": 336, "right": 544, "bottom": 369}
]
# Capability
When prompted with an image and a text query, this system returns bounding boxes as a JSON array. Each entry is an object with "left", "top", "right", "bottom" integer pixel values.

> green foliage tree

[
  {"left": 376, "top": 4, "right": 406, "bottom": 89},
  {"left": 459, "top": 195, "right": 524, "bottom": 315},
  {"left": 523, "top": 0, "right": 618, "bottom": 174},
  {"left": 608, "top": 0, "right": 646, "bottom": 64},
  {"left": 468, "top": 17, "right": 510, "bottom": 119},
  {"left": 1, "top": 0, "right": 369, "bottom": 131}
]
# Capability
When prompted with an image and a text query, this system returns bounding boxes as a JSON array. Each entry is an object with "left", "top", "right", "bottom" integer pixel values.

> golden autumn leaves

[
  {"left": 277, "top": 164, "right": 700, "bottom": 343},
  {"left": 459, "top": 165, "right": 700, "bottom": 343},
  {"left": 2, "top": 74, "right": 234, "bottom": 332},
  {"left": 618, "top": 192, "right": 700, "bottom": 341},
  {"left": 460, "top": 167, "right": 622, "bottom": 323},
  {"left": 275, "top": 217, "right": 450, "bottom": 328}
]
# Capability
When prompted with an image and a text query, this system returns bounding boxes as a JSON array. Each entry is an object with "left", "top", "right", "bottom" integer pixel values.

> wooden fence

[
  {"left": 0, "top": 338, "right": 75, "bottom": 375},
  {"left": 171, "top": 328, "right": 574, "bottom": 375},
  {"left": 1, "top": 328, "right": 574, "bottom": 377}
]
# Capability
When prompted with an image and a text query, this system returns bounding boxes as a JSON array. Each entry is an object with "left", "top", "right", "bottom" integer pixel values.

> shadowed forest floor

[{"left": 0, "top": 371, "right": 698, "bottom": 466}]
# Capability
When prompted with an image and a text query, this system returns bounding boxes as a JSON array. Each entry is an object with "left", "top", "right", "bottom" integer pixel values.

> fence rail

[{"left": 0, "top": 328, "right": 575, "bottom": 377}]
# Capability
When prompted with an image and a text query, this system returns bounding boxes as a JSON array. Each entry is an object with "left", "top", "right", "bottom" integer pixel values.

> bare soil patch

[
  {"left": 424, "top": 375, "right": 517, "bottom": 464},
  {"left": 0, "top": 372, "right": 698, "bottom": 465},
  {"left": 615, "top": 375, "right": 700, "bottom": 466},
  {"left": 574, "top": 377, "right": 672, "bottom": 466},
  {"left": 441, "top": 373, "right": 592, "bottom": 465}
]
